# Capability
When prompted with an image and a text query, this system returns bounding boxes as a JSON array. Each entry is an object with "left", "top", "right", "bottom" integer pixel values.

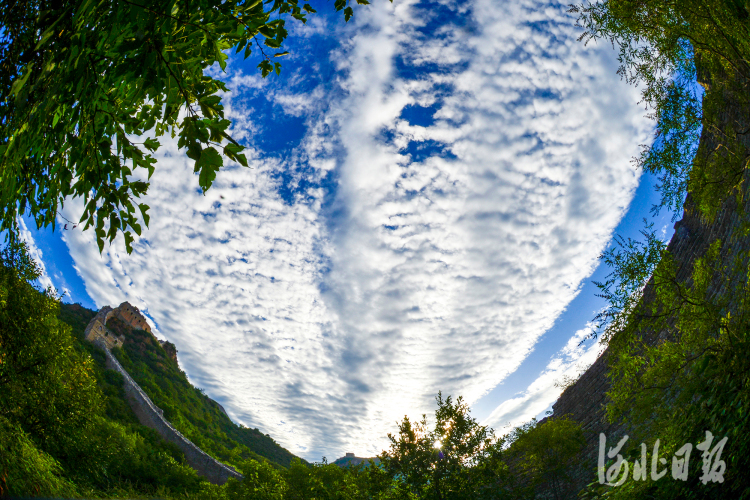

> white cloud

[
  {"left": 17, "top": 218, "right": 55, "bottom": 292},
  {"left": 61, "top": 0, "right": 651, "bottom": 460},
  {"left": 482, "top": 325, "right": 603, "bottom": 433}
]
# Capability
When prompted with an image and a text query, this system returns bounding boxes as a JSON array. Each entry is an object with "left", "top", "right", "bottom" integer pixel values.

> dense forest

[{"left": 2, "top": 0, "right": 750, "bottom": 498}]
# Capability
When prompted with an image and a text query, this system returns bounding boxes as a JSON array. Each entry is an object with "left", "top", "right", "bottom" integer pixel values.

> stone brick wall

[
  {"left": 85, "top": 302, "right": 156, "bottom": 349},
  {"left": 538, "top": 73, "right": 750, "bottom": 496},
  {"left": 84, "top": 306, "right": 124, "bottom": 349},
  {"left": 113, "top": 301, "right": 152, "bottom": 333},
  {"left": 95, "top": 339, "right": 243, "bottom": 485}
]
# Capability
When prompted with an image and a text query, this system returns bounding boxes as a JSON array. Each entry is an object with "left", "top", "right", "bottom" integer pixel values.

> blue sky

[{"left": 23, "top": 0, "right": 682, "bottom": 461}]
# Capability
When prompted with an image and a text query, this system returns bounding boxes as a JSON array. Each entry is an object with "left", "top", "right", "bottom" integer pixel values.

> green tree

[
  {"left": 0, "top": 241, "right": 102, "bottom": 448},
  {"left": 0, "top": 0, "right": 374, "bottom": 253},
  {"left": 225, "top": 458, "right": 286, "bottom": 500},
  {"left": 343, "top": 460, "right": 417, "bottom": 500},
  {"left": 379, "top": 392, "right": 507, "bottom": 500},
  {"left": 570, "top": 0, "right": 750, "bottom": 223},
  {"left": 280, "top": 457, "right": 414, "bottom": 500},
  {"left": 582, "top": 238, "right": 750, "bottom": 499},
  {"left": 505, "top": 416, "right": 585, "bottom": 500},
  {"left": 568, "top": 4, "right": 750, "bottom": 494},
  {"left": 0, "top": 415, "right": 78, "bottom": 498},
  {"left": 282, "top": 457, "right": 358, "bottom": 500}
]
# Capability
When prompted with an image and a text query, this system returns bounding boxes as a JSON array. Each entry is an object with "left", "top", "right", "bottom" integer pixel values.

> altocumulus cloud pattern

[{"left": 59, "top": 0, "right": 651, "bottom": 460}]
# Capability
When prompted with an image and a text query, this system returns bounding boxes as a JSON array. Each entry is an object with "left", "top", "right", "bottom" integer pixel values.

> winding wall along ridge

[{"left": 86, "top": 304, "right": 243, "bottom": 485}]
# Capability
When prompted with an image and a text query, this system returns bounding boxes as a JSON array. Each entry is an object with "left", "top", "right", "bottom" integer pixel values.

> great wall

[{"left": 84, "top": 302, "right": 243, "bottom": 485}]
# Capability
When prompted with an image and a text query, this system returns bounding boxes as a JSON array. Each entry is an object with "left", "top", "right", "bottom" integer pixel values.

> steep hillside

[
  {"left": 535, "top": 58, "right": 750, "bottom": 497},
  {"left": 59, "top": 303, "right": 302, "bottom": 470}
]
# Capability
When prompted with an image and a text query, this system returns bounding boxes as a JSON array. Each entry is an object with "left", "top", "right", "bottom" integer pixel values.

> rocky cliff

[{"left": 542, "top": 68, "right": 750, "bottom": 494}]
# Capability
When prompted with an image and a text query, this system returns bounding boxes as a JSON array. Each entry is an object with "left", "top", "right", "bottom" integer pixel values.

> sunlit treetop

[{"left": 0, "top": 0, "right": 378, "bottom": 253}]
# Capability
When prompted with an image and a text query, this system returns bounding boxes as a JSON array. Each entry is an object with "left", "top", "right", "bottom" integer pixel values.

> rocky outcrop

[
  {"left": 159, "top": 339, "right": 178, "bottom": 363},
  {"left": 333, "top": 453, "right": 380, "bottom": 467}
]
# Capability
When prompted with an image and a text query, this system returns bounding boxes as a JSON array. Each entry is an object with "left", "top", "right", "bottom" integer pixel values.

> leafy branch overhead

[
  {"left": 0, "top": 0, "right": 376, "bottom": 253},
  {"left": 569, "top": 0, "right": 750, "bottom": 339}
]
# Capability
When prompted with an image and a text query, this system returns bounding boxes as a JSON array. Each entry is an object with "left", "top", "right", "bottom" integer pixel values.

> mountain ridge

[{"left": 59, "top": 302, "right": 304, "bottom": 473}]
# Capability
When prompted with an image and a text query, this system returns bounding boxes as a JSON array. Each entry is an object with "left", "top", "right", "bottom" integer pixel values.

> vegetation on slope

[
  {"left": 104, "top": 314, "right": 300, "bottom": 469},
  {"left": 0, "top": 243, "right": 204, "bottom": 497},
  {"left": 569, "top": 0, "right": 750, "bottom": 498},
  {"left": 0, "top": 241, "right": 305, "bottom": 498}
]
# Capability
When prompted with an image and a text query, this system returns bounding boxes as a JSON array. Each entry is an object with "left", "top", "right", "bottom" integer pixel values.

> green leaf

[
  {"left": 10, "top": 66, "right": 33, "bottom": 99},
  {"left": 274, "top": 51, "right": 290, "bottom": 57},
  {"left": 235, "top": 153, "right": 249, "bottom": 167},
  {"left": 344, "top": 6, "right": 354, "bottom": 21},
  {"left": 258, "top": 59, "right": 273, "bottom": 78},
  {"left": 143, "top": 137, "right": 160, "bottom": 152},
  {"left": 201, "top": 95, "right": 222, "bottom": 107},
  {"left": 236, "top": 38, "right": 248, "bottom": 54},
  {"left": 95, "top": 229, "right": 105, "bottom": 253},
  {"left": 195, "top": 146, "right": 223, "bottom": 191},
  {"left": 303, "top": 3, "right": 317, "bottom": 13},
  {"left": 124, "top": 232, "right": 134, "bottom": 253},
  {"left": 223, "top": 142, "right": 247, "bottom": 166},
  {"left": 139, "top": 204, "right": 151, "bottom": 227}
]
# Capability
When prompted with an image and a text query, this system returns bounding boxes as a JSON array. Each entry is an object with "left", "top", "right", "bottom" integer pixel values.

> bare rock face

[
  {"left": 539, "top": 67, "right": 750, "bottom": 495},
  {"left": 160, "top": 340, "right": 179, "bottom": 364},
  {"left": 332, "top": 453, "right": 380, "bottom": 467}
]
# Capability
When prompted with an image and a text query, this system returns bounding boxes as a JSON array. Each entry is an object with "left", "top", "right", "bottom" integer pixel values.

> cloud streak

[
  {"left": 18, "top": 218, "right": 56, "bottom": 293},
  {"left": 482, "top": 325, "right": 603, "bottom": 433}
]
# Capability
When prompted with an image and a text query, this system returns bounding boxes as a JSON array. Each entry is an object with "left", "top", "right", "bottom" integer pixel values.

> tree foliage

[
  {"left": 504, "top": 417, "right": 586, "bottom": 500},
  {"left": 0, "top": 0, "right": 372, "bottom": 253},
  {"left": 592, "top": 220, "right": 667, "bottom": 341},
  {"left": 0, "top": 241, "right": 102, "bottom": 447},
  {"left": 569, "top": 2, "right": 750, "bottom": 498},
  {"left": 378, "top": 393, "right": 509, "bottom": 500},
  {"left": 0, "top": 415, "right": 78, "bottom": 498},
  {"left": 581, "top": 234, "right": 750, "bottom": 498},
  {"left": 571, "top": 0, "right": 750, "bottom": 221}
]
